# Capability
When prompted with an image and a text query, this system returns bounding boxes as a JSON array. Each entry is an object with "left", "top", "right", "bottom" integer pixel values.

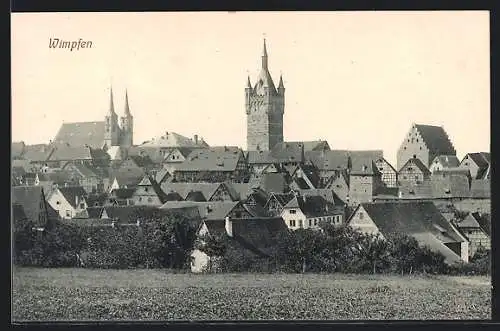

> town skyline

[{"left": 11, "top": 11, "right": 490, "bottom": 166}]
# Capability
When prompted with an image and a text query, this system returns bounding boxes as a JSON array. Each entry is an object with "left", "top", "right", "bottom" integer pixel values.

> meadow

[{"left": 12, "top": 267, "right": 491, "bottom": 321}]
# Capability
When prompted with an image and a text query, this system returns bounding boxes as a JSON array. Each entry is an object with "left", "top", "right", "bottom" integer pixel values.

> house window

[
  {"left": 138, "top": 197, "right": 142, "bottom": 202},
  {"left": 403, "top": 147, "right": 407, "bottom": 150},
  {"left": 414, "top": 176, "right": 418, "bottom": 180},
  {"left": 66, "top": 210, "right": 71, "bottom": 217},
  {"left": 79, "top": 203, "right": 85, "bottom": 209},
  {"left": 419, "top": 147, "right": 422, "bottom": 150},
  {"left": 290, "top": 209, "right": 296, "bottom": 214},
  {"left": 314, "top": 219, "right": 318, "bottom": 225},
  {"left": 308, "top": 219, "right": 312, "bottom": 226},
  {"left": 56, "top": 201, "right": 60, "bottom": 205},
  {"left": 298, "top": 220, "right": 303, "bottom": 228},
  {"left": 290, "top": 219, "right": 296, "bottom": 227},
  {"left": 359, "top": 212, "right": 364, "bottom": 220},
  {"left": 327, "top": 217, "right": 332, "bottom": 223},
  {"left": 144, "top": 187, "right": 149, "bottom": 192},
  {"left": 147, "top": 197, "right": 153, "bottom": 203},
  {"left": 413, "top": 155, "right": 416, "bottom": 159}
]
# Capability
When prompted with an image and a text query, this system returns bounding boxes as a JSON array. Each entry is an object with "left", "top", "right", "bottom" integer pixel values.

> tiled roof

[
  {"left": 110, "top": 188, "right": 136, "bottom": 199},
  {"left": 110, "top": 168, "right": 145, "bottom": 188},
  {"left": 411, "top": 232, "right": 463, "bottom": 265},
  {"left": 230, "top": 183, "right": 254, "bottom": 200},
  {"left": 12, "top": 203, "right": 28, "bottom": 223},
  {"left": 470, "top": 179, "right": 490, "bottom": 198},
  {"left": 474, "top": 213, "right": 491, "bottom": 236},
  {"left": 414, "top": 124, "right": 456, "bottom": 155},
  {"left": 160, "top": 201, "right": 240, "bottom": 220},
  {"left": 260, "top": 172, "right": 289, "bottom": 194},
  {"left": 284, "top": 195, "right": 339, "bottom": 218},
  {"left": 37, "top": 170, "right": 75, "bottom": 186},
  {"left": 48, "top": 145, "right": 95, "bottom": 161},
  {"left": 457, "top": 213, "right": 482, "bottom": 228},
  {"left": 246, "top": 188, "right": 270, "bottom": 207},
  {"left": 430, "top": 175, "right": 471, "bottom": 199},
  {"left": 297, "top": 189, "right": 345, "bottom": 206},
  {"left": 432, "top": 155, "right": 460, "bottom": 168},
  {"left": 12, "top": 159, "right": 33, "bottom": 172},
  {"left": 11, "top": 186, "right": 56, "bottom": 226},
  {"left": 185, "top": 190, "right": 207, "bottom": 202},
  {"left": 267, "top": 192, "right": 296, "bottom": 207},
  {"left": 57, "top": 186, "right": 87, "bottom": 208},
  {"left": 306, "top": 150, "right": 350, "bottom": 171},
  {"left": 269, "top": 142, "right": 305, "bottom": 163},
  {"left": 101, "top": 206, "right": 160, "bottom": 222},
  {"left": 126, "top": 148, "right": 164, "bottom": 164},
  {"left": 22, "top": 144, "right": 54, "bottom": 162},
  {"left": 53, "top": 121, "right": 105, "bottom": 148},
  {"left": 463, "top": 152, "right": 490, "bottom": 169},
  {"left": 12, "top": 142, "right": 25, "bottom": 159},
  {"left": 348, "top": 150, "right": 384, "bottom": 176},
  {"left": 64, "top": 162, "right": 99, "bottom": 178},
  {"left": 175, "top": 148, "right": 244, "bottom": 172},
  {"left": 160, "top": 182, "right": 223, "bottom": 201},
  {"left": 246, "top": 150, "right": 273, "bottom": 164},
  {"left": 139, "top": 131, "right": 207, "bottom": 148}
]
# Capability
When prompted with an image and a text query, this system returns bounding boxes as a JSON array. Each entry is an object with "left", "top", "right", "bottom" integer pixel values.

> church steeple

[
  {"left": 278, "top": 74, "right": 284, "bottom": 89},
  {"left": 262, "top": 38, "right": 268, "bottom": 70},
  {"left": 246, "top": 76, "right": 252, "bottom": 89},
  {"left": 124, "top": 89, "right": 131, "bottom": 116},
  {"left": 109, "top": 86, "right": 116, "bottom": 115}
]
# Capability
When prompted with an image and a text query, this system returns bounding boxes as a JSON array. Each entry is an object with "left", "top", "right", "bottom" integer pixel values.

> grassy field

[{"left": 12, "top": 267, "right": 491, "bottom": 321}]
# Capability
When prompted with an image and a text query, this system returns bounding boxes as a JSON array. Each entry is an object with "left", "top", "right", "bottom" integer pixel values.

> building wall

[
  {"left": 397, "top": 125, "right": 432, "bottom": 171},
  {"left": 132, "top": 185, "right": 163, "bottom": 206},
  {"left": 398, "top": 162, "right": 428, "bottom": 186},
  {"left": 47, "top": 190, "right": 87, "bottom": 219},
  {"left": 246, "top": 93, "right": 284, "bottom": 151},
  {"left": 348, "top": 175, "right": 375, "bottom": 205},
  {"left": 375, "top": 159, "right": 398, "bottom": 188},
  {"left": 190, "top": 249, "right": 210, "bottom": 273},
  {"left": 461, "top": 228, "right": 490, "bottom": 257},
  {"left": 348, "top": 206, "right": 382, "bottom": 237},
  {"left": 459, "top": 157, "right": 481, "bottom": 179}
]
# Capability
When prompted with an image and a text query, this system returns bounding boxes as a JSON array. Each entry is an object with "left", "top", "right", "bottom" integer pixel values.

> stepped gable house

[
  {"left": 396, "top": 124, "right": 456, "bottom": 171},
  {"left": 246, "top": 39, "right": 285, "bottom": 152},
  {"left": 53, "top": 88, "right": 134, "bottom": 150}
]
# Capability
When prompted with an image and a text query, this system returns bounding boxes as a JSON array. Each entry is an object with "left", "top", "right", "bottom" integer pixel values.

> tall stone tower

[
  {"left": 120, "top": 89, "right": 134, "bottom": 147},
  {"left": 246, "top": 39, "right": 285, "bottom": 151},
  {"left": 104, "top": 86, "right": 121, "bottom": 148}
]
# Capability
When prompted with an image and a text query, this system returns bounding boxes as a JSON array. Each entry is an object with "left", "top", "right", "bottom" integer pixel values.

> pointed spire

[
  {"left": 262, "top": 38, "right": 268, "bottom": 70},
  {"left": 246, "top": 76, "right": 252, "bottom": 89},
  {"left": 278, "top": 74, "right": 285, "bottom": 89},
  {"left": 109, "top": 86, "right": 115, "bottom": 115},
  {"left": 124, "top": 89, "right": 131, "bottom": 116}
]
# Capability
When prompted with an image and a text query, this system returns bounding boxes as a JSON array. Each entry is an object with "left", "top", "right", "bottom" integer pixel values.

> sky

[{"left": 11, "top": 11, "right": 490, "bottom": 166}]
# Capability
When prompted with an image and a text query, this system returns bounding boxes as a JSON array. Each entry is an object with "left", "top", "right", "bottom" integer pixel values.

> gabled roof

[
  {"left": 306, "top": 150, "right": 350, "bottom": 171},
  {"left": 160, "top": 182, "right": 223, "bottom": 201},
  {"left": 229, "top": 183, "right": 254, "bottom": 201},
  {"left": 474, "top": 213, "right": 491, "bottom": 236},
  {"left": 463, "top": 152, "right": 490, "bottom": 169},
  {"left": 457, "top": 213, "right": 482, "bottom": 229},
  {"left": 127, "top": 155, "right": 155, "bottom": 168},
  {"left": 470, "top": 179, "right": 490, "bottom": 198},
  {"left": 245, "top": 188, "right": 271, "bottom": 207},
  {"left": 175, "top": 148, "right": 244, "bottom": 172},
  {"left": 259, "top": 172, "right": 289, "bottom": 194},
  {"left": 155, "top": 168, "right": 171, "bottom": 184},
  {"left": 64, "top": 162, "right": 99, "bottom": 178},
  {"left": 160, "top": 201, "right": 240, "bottom": 220},
  {"left": 11, "top": 186, "right": 56, "bottom": 225},
  {"left": 139, "top": 131, "right": 207, "bottom": 148},
  {"left": 414, "top": 124, "right": 456, "bottom": 155},
  {"left": 37, "top": 170, "right": 75, "bottom": 185},
  {"left": 297, "top": 189, "right": 345, "bottom": 206},
  {"left": 245, "top": 150, "right": 273, "bottom": 164},
  {"left": 57, "top": 186, "right": 87, "bottom": 208},
  {"left": 110, "top": 169, "right": 145, "bottom": 188},
  {"left": 431, "top": 155, "right": 460, "bottom": 168},
  {"left": 374, "top": 157, "right": 397, "bottom": 173},
  {"left": 110, "top": 188, "right": 136, "bottom": 199},
  {"left": 399, "top": 158, "right": 431, "bottom": 176},
  {"left": 353, "top": 201, "right": 465, "bottom": 245},
  {"left": 53, "top": 121, "right": 106, "bottom": 148},
  {"left": 269, "top": 142, "right": 305, "bottom": 163},
  {"left": 202, "top": 217, "right": 288, "bottom": 256},
  {"left": 22, "top": 144, "right": 54, "bottom": 162},
  {"left": 12, "top": 142, "right": 25, "bottom": 159},
  {"left": 48, "top": 145, "right": 95, "bottom": 161},
  {"left": 284, "top": 195, "right": 339, "bottom": 218},
  {"left": 348, "top": 150, "right": 384, "bottom": 176},
  {"left": 185, "top": 190, "right": 207, "bottom": 202},
  {"left": 266, "top": 192, "right": 296, "bottom": 207}
]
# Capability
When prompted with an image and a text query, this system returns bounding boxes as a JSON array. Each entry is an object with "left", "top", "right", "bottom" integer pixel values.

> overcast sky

[{"left": 11, "top": 11, "right": 489, "bottom": 166}]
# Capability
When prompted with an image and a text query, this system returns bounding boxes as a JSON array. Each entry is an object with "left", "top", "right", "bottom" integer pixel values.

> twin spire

[{"left": 108, "top": 86, "right": 132, "bottom": 117}]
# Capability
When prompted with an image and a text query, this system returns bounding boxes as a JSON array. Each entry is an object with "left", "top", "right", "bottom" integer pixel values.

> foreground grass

[{"left": 12, "top": 268, "right": 491, "bottom": 321}]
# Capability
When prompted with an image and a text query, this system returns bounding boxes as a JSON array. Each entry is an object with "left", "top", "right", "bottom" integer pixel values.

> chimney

[
  {"left": 225, "top": 216, "right": 233, "bottom": 237},
  {"left": 194, "top": 135, "right": 198, "bottom": 144}
]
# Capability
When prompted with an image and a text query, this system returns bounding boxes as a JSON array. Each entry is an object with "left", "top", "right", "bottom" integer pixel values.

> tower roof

[
  {"left": 124, "top": 89, "right": 132, "bottom": 117},
  {"left": 254, "top": 39, "right": 277, "bottom": 95},
  {"left": 278, "top": 74, "right": 284, "bottom": 89}
]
